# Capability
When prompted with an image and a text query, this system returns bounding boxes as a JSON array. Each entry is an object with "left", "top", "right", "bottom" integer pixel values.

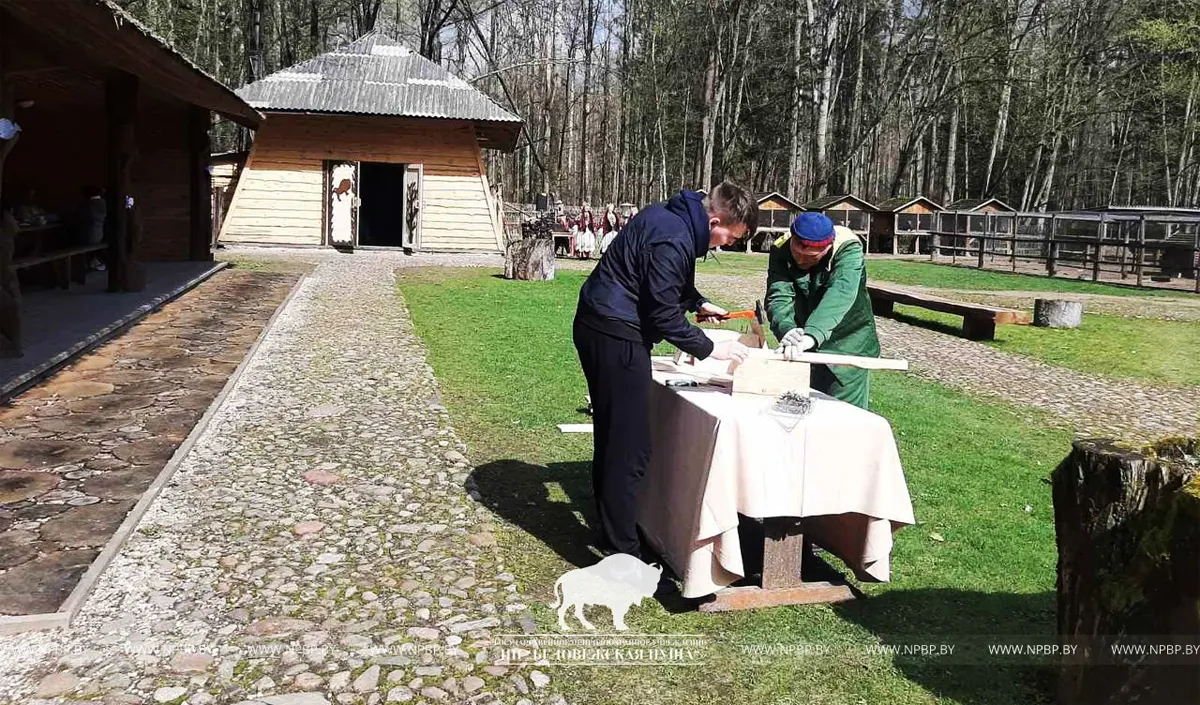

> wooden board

[
  {"left": 732, "top": 358, "right": 810, "bottom": 398},
  {"left": 744, "top": 348, "right": 909, "bottom": 371},
  {"left": 557, "top": 424, "right": 594, "bottom": 433}
]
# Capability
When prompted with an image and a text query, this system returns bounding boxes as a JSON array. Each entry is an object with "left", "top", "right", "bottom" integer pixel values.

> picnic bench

[
  {"left": 867, "top": 282, "right": 1031, "bottom": 341},
  {"left": 13, "top": 244, "right": 106, "bottom": 289}
]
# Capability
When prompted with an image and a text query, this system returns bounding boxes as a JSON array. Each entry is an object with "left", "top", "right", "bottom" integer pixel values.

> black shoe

[{"left": 654, "top": 573, "right": 679, "bottom": 597}]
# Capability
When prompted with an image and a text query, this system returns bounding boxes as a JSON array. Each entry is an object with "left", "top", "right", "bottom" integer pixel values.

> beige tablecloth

[{"left": 636, "top": 357, "right": 916, "bottom": 599}]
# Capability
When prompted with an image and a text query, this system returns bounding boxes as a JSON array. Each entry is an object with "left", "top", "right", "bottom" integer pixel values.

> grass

[
  {"left": 399, "top": 267, "right": 1074, "bottom": 705},
  {"left": 892, "top": 305, "right": 1200, "bottom": 387},
  {"left": 697, "top": 252, "right": 1186, "bottom": 297}
]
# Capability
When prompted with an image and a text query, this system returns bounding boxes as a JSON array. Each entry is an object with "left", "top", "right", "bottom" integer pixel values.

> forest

[{"left": 116, "top": 0, "right": 1200, "bottom": 211}]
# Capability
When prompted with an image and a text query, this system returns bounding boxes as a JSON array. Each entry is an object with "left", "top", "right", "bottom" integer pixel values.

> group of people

[
  {"left": 557, "top": 202, "right": 634, "bottom": 258},
  {"left": 573, "top": 179, "right": 881, "bottom": 593}
]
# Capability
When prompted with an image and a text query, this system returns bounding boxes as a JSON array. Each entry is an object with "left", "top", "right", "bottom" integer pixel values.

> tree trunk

[
  {"left": 787, "top": 0, "right": 809, "bottom": 197},
  {"left": 505, "top": 236, "right": 556, "bottom": 281},
  {"left": 813, "top": 2, "right": 839, "bottom": 197},
  {"left": 1053, "top": 438, "right": 1200, "bottom": 705}
]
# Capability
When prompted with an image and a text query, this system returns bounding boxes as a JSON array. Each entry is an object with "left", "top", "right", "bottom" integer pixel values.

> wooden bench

[
  {"left": 867, "top": 282, "right": 1031, "bottom": 341},
  {"left": 13, "top": 244, "right": 107, "bottom": 289}
]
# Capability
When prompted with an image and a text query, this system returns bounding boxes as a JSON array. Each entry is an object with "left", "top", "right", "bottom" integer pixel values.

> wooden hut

[
  {"left": 801, "top": 194, "right": 876, "bottom": 245},
  {"left": 871, "top": 196, "right": 943, "bottom": 255},
  {"left": 220, "top": 33, "right": 523, "bottom": 252},
  {"left": 0, "top": 0, "right": 262, "bottom": 354},
  {"left": 745, "top": 191, "right": 802, "bottom": 252}
]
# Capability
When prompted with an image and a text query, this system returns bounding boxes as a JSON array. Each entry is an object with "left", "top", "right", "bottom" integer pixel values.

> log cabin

[{"left": 219, "top": 32, "right": 523, "bottom": 253}]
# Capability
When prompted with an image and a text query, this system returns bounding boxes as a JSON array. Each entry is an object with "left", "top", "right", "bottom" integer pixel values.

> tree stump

[
  {"left": 504, "top": 236, "right": 555, "bottom": 281},
  {"left": 1053, "top": 438, "right": 1200, "bottom": 705},
  {"left": 1034, "top": 299, "right": 1083, "bottom": 328}
]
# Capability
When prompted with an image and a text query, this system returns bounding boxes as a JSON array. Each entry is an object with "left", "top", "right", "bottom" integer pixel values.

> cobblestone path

[
  {"left": 697, "top": 272, "right": 1200, "bottom": 443},
  {"left": 0, "top": 251, "right": 562, "bottom": 705}
]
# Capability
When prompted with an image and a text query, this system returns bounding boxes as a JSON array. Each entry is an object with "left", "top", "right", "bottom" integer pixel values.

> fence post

[
  {"left": 979, "top": 212, "right": 989, "bottom": 269},
  {"left": 1119, "top": 220, "right": 1129, "bottom": 278},
  {"left": 931, "top": 215, "right": 940, "bottom": 262},
  {"left": 1194, "top": 225, "right": 1199, "bottom": 294},
  {"left": 1010, "top": 215, "right": 1018, "bottom": 272},
  {"left": 1136, "top": 215, "right": 1146, "bottom": 288},
  {"left": 1093, "top": 215, "right": 1105, "bottom": 282},
  {"left": 1047, "top": 214, "right": 1058, "bottom": 276},
  {"left": 955, "top": 213, "right": 964, "bottom": 264}
]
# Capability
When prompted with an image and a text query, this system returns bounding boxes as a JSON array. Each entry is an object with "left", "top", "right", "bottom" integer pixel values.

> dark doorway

[{"left": 358, "top": 161, "right": 407, "bottom": 247}]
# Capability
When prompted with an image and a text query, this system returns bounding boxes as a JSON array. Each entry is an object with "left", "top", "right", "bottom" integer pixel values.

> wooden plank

[
  {"left": 557, "top": 424, "right": 594, "bottom": 433},
  {"left": 699, "top": 582, "right": 856, "bottom": 611}
]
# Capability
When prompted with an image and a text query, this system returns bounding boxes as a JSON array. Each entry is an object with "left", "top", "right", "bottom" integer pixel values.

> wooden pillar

[
  {"left": 1192, "top": 225, "right": 1199, "bottom": 294},
  {"left": 1136, "top": 215, "right": 1146, "bottom": 288},
  {"left": 0, "top": 11, "right": 22, "bottom": 358},
  {"left": 188, "top": 106, "right": 213, "bottom": 261},
  {"left": 891, "top": 214, "right": 899, "bottom": 256},
  {"left": 979, "top": 212, "right": 990, "bottom": 269},
  {"left": 106, "top": 73, "right": 138, "bottom": 292},
  {"left": 1010, "top": 215, "right": 1018, "bottom": 272},
  {"left": 1047, "top": 214, "right": 1058, "bottom": 276},
  {"left": 1093, "top": 216, "right": 1105, "bottom": 282},
  {"left": 1120, "top": 220, "right": 1129, "bottom": 278}
]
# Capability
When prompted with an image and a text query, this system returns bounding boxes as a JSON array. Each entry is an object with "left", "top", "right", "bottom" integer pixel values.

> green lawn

[
  {"left": 892, "top": 306, "right": 1200, "bottom": 388},
  {"left": 699, "top": 253, "right": 1184, "bottom": 297},
  {"left": 399, "top": 267, "right": 1072, "bottom": 705}
]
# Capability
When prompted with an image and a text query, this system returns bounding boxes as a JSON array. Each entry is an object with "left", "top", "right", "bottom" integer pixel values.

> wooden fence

[{"left": 920, "top": 211, "right": 1200, "bottom": 293}]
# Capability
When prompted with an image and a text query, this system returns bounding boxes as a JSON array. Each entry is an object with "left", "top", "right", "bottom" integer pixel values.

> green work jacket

[{"left": 765, "top": 227, "right": 881, "bottom": 383}]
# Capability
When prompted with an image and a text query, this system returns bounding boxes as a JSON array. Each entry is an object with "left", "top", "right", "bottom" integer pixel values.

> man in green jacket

[{"left": 764, "top": 212, "right": 880, "bottom": 409}]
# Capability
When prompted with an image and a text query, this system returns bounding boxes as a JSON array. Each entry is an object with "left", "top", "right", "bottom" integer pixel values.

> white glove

[
  {"left": 779, "top": 327, "right": 807, "bottom": 347},
  {"left": 710, "top": 340, "right": 750, "bottom": 363},
  {"left": 781, "top": 335, "right": 817, "bottom": 360}
]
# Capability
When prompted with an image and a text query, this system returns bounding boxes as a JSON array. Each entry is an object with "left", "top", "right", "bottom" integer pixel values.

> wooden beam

[
  {"left": 743, "top": 347, "right": 910, "bottom": 371},
  {"left": 105, "top": 72, "right": 137, "bottom": 292},
  {"left": 188, "top": 106, "right": 212, "bottom": 261}
]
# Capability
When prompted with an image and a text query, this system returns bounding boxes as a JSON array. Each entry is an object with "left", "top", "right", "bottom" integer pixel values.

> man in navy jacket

[{"left": 573, "top": 180, "right": 758, "bottom": 573}]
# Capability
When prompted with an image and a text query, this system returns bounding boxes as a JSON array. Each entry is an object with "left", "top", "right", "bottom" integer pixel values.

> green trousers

[{"left": 810, "top": 364, "right": 870, "bottom": 410}]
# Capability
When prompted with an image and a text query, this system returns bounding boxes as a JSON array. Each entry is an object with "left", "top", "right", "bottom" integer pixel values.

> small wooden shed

[
  {"left": 942, "top": 197, "right": 1014, "bottom": 233},
  {"left": 801, "top": 194, "right": 876, "bottom": 245},
  {"left": 745, "top": 191, "right": 802, "bottom": 251},
  {"left": 871, "top": 196, "right": 943, "bottom": 254},
  {"left": 220, "top": 33, "right": 523, "bottom": 252}
]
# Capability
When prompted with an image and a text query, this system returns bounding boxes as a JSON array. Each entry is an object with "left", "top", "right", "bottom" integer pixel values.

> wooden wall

[{"left": 220, "top": 114, "right": 502, "bottom": 251}]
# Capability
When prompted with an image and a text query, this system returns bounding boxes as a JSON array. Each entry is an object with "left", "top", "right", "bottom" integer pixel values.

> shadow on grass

[
  {"left": 833, "top": 588, "right": 1057, "bottom": 705},
  {"left": 471, "top": 459, "right": 597, "bottom": 570}
]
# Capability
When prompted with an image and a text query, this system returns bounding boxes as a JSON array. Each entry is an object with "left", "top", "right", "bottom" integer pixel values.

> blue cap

[{"left": 791, "top": 212, "right": 835, "bottom": 243}]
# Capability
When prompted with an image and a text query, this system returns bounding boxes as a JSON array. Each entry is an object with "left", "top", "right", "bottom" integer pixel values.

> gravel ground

[
  {"left": 696, "top": 271, "right": 1200, "bottom": 444},
  {"left": 0, "top": 249, "right": 562, "bottom": 705}
]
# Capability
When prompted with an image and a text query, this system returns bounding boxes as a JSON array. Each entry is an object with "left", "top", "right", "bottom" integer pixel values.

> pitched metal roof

[
  {"left": 801, "top": 194, "right": 877, "bottom": 211},
  {"left": 945, "top": 197, "right": 1014, "bottom": 212},
  {"left": 235, "top": 32, "right": 522, "bottom": 149},
  {"left": 875, "top": 196, "right": 943, "bottom": 212}
]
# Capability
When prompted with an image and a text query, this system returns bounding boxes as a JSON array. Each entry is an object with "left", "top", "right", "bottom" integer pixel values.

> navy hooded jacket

[{"left": 575, "top": 190, "right": 715, "bottom": 359}]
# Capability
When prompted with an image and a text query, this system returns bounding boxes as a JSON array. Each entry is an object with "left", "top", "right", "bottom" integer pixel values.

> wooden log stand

[
  {"left": 698, "top": 517, "right": 857, "bottom": 612},
  {"left": 1053, "top": 437, "right": 1200, "bottom": 705}
]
